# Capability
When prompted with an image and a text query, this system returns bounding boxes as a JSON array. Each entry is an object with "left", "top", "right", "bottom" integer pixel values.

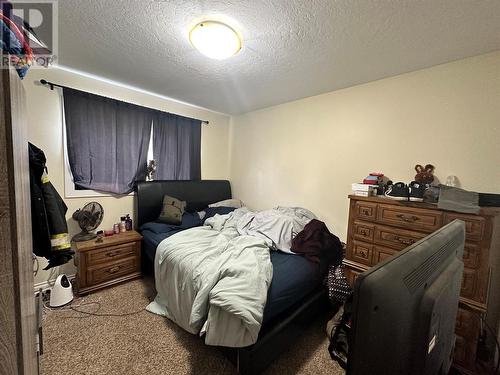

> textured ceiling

[{"left": 58, "top": 0, "right": 500, "bottom": 115}]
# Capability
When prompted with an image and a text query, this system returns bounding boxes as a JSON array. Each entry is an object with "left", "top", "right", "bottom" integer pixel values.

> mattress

[
  {"left": 142, "top": 229, "right": 175, "bottom": 262},
  {"left": 140, "top": 227, "right": 321, "bottom": 324},
  {"left": 263, "top": 251, "right": 320, "bottom": 323}
]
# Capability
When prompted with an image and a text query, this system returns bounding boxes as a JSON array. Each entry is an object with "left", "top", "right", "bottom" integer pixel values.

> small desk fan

[{"left": 71, "top": 202, "right": 104, "bottom": 242}]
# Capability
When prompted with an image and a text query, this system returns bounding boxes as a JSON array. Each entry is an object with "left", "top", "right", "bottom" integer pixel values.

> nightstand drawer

[
  {"left": 87, "top": 257, "right": 140, "bottom": 286},
  {"left": 377, "top": 204, "right": 442, "bottom": 233},
  {"left": 87, "top": 242, "right": 138, "bottom": 266}
]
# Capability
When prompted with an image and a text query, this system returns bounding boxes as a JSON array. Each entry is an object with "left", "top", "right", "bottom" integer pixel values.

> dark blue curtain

[
  {"left": 63, "top": 88, "right": 153, "bottom": 194},
  {"left": 153, "top": 113, "right": 201, "bottom": 180}
]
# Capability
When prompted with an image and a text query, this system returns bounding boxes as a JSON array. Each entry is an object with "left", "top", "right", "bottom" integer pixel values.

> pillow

[
  {"left": 202, "top": 206, "right": 236, "bottom": 222},
  {"left": 180, "top": 212, "right": 203, "bottom": 228},
  {"left": 158, "top": 195, "right": 186, "bottom": 224},
  {"left": 208, "top": 199, "right": 243, "bottom": 209}
]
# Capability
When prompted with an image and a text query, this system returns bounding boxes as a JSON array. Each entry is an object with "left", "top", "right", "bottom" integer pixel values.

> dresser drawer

[
  {"left": 455, "top": 307, "right": 479, "bottom": 339},
  {"left": 353, "top": 201, "right": 377, "bottom": 221},
  {"left": 460, "top": 268, "right": 484, "bottom": 303},
  {"left": 374, "top": 224, "right": 427, "bottom": 251},
  {"left": 371, "top": 245, "right": 399, "bottom": 265},
  {"left": 377, "top": 204, "right": 442, "bottom": 233},
  {"left": 463, "top": 242, "right": 481, "bottom": 269},
  {"left": 443, "top": 213, "right": 485, "bottom": 242},
  {"left": 454, "top": 334, "right": 477, "bottom": 369},
  {"left": 86, "top": 257, "right": 140, "bottom": 286},
  {"left": 86, "top": 242, "right": 138, "bottom": 267},
  {"left": 345, "top": 267, "right": 364, "bottom": 288},
  {"left": 352, "top": 221, "right": 375, "bottom": 242},
  {"left": 348, "top": 241, "right": 373, "bottom": 266}
]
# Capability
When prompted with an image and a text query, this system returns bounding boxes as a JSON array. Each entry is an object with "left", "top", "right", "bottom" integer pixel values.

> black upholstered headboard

[{"left": 136, "top": 180, "right": 232, "bottom": 228}]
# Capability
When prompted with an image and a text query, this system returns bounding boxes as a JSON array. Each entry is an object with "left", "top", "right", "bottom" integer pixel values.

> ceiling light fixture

[{"left": 189, "top": 21, "right": 241, "bottom": 60}]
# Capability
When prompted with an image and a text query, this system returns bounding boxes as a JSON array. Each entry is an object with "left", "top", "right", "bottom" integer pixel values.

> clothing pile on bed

[{"left": 145, "top": 204, "right": 343, "bottom": 348}]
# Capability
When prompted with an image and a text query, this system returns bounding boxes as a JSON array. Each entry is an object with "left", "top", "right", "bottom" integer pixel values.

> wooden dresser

[
  {"left": 344, "top": 195, "right": 500, "bottom": 374},
  {"left": 74, "top": 231, "right": 142, "bottom": 295}
]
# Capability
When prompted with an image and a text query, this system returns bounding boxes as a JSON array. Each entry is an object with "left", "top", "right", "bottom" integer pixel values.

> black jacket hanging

[{"left": 29, "top": 143, "right": 73, "bottom": 269}]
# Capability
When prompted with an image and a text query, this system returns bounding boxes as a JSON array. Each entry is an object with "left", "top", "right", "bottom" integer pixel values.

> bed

[{"left": 136, "top": 180, "right": 329, "bottom": 374}]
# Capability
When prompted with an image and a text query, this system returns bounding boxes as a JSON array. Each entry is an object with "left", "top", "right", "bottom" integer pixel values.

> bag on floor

[
  {"left": 326, "top": 264, "right": 352, "bottom": 305},
  {"left": 327, "top": 294, "right": 353, "bottom": 369}
]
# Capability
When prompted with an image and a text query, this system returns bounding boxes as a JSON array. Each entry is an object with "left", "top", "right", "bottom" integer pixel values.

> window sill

[
  {"left": 63, "top": 161, "right": 135, "bottom": 199},
  {"left": 64, "top": 188, "right": 135, "bottom": 199}
]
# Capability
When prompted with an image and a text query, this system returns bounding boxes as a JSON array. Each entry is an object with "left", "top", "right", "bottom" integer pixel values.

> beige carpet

[{"left": 41, "top": 278, "right": 344, "bottom": 375}]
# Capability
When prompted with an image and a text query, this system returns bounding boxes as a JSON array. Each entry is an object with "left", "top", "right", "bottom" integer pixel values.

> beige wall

[
  {"left": 24, "top": 67, "right": 231, "bottom": 285},
  {"left": 229, "top": 51, "right": 500, "bottom": 242},
  {"left": 27, "top": 52, "right": 500, "bottom": 285}
]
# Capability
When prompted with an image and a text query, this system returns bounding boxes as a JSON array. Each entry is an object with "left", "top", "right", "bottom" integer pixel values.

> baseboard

[{"left": 34, "top": 274, "right": 75, "bottom": 294}]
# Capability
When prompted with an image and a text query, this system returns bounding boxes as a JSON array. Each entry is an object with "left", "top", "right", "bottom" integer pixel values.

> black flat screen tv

[{"left": 348, "top": 219, "right": 465, "bottom": 375}]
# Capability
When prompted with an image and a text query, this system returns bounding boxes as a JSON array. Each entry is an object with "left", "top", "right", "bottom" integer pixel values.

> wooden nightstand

[{"left": 74, "top": 231, "right": 142, "bottom": 295}]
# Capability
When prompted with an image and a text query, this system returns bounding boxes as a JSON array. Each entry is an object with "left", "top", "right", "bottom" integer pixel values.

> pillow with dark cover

[
  {"left": 158, "top": 195, "right": 186, "bottom": 224},
  {"left": 202, "top": 206, "right": 236, "bottom": 222},
  {"left": 141, "top": 212, "right": 202, "bottom": 234}
]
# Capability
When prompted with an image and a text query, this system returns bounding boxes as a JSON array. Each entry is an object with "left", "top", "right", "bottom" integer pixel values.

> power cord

[
  {"left": 468, "top": 308, "right": 500, "bottom": 375},
  {"left": 479, "top": 314, "right": 500, "bottom": 375},
  {"left": 69, "top": 302, "right": 146, "bottom": 318},
  {"left": 43, "top": 294, "right": 152, "bottom": 319},
  {"left": 46, "top": 266, "right": 60, "bottom": 287}
]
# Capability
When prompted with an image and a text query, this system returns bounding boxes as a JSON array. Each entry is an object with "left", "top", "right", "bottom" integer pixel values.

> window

[{"left": 62, "top": 87, "right": 201, "bottom": 197}]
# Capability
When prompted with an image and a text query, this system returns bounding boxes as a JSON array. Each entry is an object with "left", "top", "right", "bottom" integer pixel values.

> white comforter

[
  {"left": 146, "top": 206, "right": 315, "bottom": 347},
  {"left": 147, "top": 208, "right": 273, "bottom": 347},
  {"left": 237, "top": 206, "right": 316, "bottom": 253}
]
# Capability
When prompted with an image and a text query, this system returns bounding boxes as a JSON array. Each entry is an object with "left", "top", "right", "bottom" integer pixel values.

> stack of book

[
  {"left": 363, "top": 172, "right": 384, "bottom": 185},
  {"left": 351, "top": 183, "right": 378, "bottom": 197}
]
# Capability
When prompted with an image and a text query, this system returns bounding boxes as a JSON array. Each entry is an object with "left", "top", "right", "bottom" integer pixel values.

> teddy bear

[{"left": 414, "top": 164, "right": 435, "bottom": 185}]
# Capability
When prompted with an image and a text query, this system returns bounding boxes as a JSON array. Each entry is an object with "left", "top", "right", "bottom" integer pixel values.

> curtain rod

[{"left": 39, "top": 79, "right": 210, "bottom": 125}]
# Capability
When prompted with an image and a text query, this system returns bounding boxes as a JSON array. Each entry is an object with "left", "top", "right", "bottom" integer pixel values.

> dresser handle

[
  {"left": 359, "top": 250, "right": 367, "bottom": 258},
  {"left": 396, "top": 214, "right": 419, "bottom": 223},
  {"left": 106, "top": 251, "right": 121, "bottom": 257},
  {"left": 107, "top": 266, "right": 120, "bottom": 274},
  {"left": 394, "top": 236, "right": 415, "bottom": 246},
  {"left": 362, "top": 209, "right": 370, "bottom": 215},
  {"left": 359, "top": 229, "right": 368, "bottom": 236}
]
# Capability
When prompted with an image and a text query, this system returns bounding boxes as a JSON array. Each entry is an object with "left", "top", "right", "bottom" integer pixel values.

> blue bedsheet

[
  {"left": 141, "top": 229, "right": 176, "bottom": 262},
  {"left": 263, "top": 251, "right": 320, "bottom": 323},
  {"left": 140, "top": 222, "right": 321, "bottom": 323},
  {"left": 140, "top": 212, "right": 202, "bottom": 261}
]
